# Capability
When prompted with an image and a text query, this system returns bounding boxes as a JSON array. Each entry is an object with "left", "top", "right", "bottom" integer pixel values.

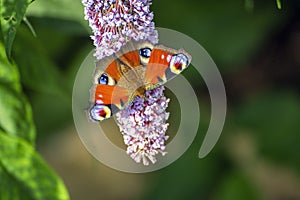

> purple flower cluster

[
  {"left": 116, "top": 86, "right": 170, "bottom": 165},
  {"left": 82, "top": 0, "right": 158, "bottom": 59},
  {"left": 83, "top": 0, "right": 170, "bottom": 165}
]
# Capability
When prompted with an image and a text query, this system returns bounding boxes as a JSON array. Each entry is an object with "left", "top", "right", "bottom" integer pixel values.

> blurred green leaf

[
  {"left": 214, "top": 172, "right": 261, "bottom": 200},
  {"left": 23, "top": 16, "right": 37, "bottom": 37},
  {"left": 235, "top": 91, "right": 300, "bottom": 170},
  {"left": 0, "top": 0, "right": 32, "bottom": 58},
  {"left": 29, "top": 17, "right": 88, "bottom": 37},
  {"left": 0, "top": 38, "right": 20, "bottom": 91},
  {"left": 0, "top": 84, "right": 36, "bottom": 144},
  {"left": 153, "top": 0, "right": 290, "bottom": 68},
  {"left": 276, "top": 0, "right": 282, "bottom": 9},
  {"left": 26, "top": 0, "right": 89, "bottom": 32},
  {"left": 143, "top": 147, "right": 222, "bottom": 200},
  {"left": 13, "top": 25, "right": 68, "bottom": 97},
  {"left": 0, "top": 164, "right": 32, "bottom": 200},
  {"left": 0, "top": 43, "right": 35, "bottom": 144},
  {"left": 0, "top": 38, "right": 69, "bottom": 200},
  {"left": 245, "top": 0, "right": 254, "bottom": 12},
  {"left": 0, "top": 131, "right": 69, "bottom": 200},
  {"left": 13, "top": 24, "right": 84, "bottom": 135},
  {"left": 30, "top": 92, "right": 72, "bottom": 136}
]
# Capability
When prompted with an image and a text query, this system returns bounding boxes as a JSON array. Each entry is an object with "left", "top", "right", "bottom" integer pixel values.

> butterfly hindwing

[
  {"left": 94, "top": 84, "right": 130, "bottom": 107},
  {"left": 89, "top": 84, "right": 131, "bottom": 121}
]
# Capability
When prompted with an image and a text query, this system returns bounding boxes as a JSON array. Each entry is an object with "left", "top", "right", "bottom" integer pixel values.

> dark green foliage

[
  {"left": 214, "top": 172, "right": 261, "bottom": 200},
  {"left": 0, "top": 43, "right": 35, "bottom": 144},
  {"left": 0, "top": 0, "right": 32, "bottom": 58},
  {"left": 0, "top": 131, "right": 69, "bottom": 200},
  {"left": 235, "top": 91, "right": 300, "bottom": 170},
  {"left": 0, "top": 0, "right": 69, "bottom": 199}
]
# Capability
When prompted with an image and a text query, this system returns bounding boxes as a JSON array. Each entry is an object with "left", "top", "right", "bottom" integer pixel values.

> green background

[{"left": 1, "top": 0, "right": 300, "bottom": 199}]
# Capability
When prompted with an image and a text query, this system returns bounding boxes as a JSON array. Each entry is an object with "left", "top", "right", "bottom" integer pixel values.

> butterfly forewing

[{"left": 144, "top": 46, "right": 191, "bottom": 89}]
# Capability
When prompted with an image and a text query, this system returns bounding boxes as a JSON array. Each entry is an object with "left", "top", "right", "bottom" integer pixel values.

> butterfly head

[{"left": 134, "top": 86, "right": 146, "bottom": 98}]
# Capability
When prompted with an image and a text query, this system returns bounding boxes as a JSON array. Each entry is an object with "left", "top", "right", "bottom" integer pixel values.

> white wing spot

[
  {"left": 167, "top": 55, "right": 172, "bottom": 62},
  {"left": 161, "top": 54, "right": 165, "bottom": 60},
  {"left": 96, "top": 100, "right": 103, "bottom": 104}
]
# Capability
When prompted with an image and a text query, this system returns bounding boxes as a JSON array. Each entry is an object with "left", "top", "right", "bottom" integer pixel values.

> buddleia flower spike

[
  {"left": 82, "top": 0, "right": 158, "bottom": 60},
  {"left": 83, "top": 0, "right": 170, "bottom": 165},
  {"left": 116, "top": 86, "right": 170, "bottom": 165}
]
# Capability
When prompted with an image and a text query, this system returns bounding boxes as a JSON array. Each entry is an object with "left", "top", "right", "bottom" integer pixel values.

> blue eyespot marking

[
  {"left": 139, "top": 47, "right": 152, "bottom": 58},
  {"left": 99, "top": 73, "right": 108, "bottom": 85}
]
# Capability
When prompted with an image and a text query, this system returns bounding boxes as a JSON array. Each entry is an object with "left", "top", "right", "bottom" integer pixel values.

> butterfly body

[{"left": 89, "top": 41, "right": 191, "bottom": 121}]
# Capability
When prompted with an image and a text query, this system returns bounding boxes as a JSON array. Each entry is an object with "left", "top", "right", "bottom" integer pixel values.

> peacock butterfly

[{"left": 89, "top": 40, "right": 192, "bottom": 121}]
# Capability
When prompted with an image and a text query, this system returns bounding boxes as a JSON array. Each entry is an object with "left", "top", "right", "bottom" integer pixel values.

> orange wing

[
  {"left": 144, "top": 47, "right": 191, "bottom": 88},
  {"left": 144, "top": 49, "right": 172, "bottom": 85},
  {"left": 103, "top": 51, "right": 142, "bottom": 81},
  {"left": 104, "top": 61, "right": 122, "bottom": 81},
  {"left": 119, "top": 51, "right": 141, "bottom": 68},
  {"left": 94, "top": 84, "right": 130, "bottom": 108}
]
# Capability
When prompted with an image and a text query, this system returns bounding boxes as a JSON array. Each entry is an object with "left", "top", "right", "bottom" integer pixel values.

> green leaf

[
  {"left": 153, "top": 0, "right": 290, "bottom": 68},
  {"left": 214, "top": 172, "right": 261, "bottom": 200},
  {"left": 13, "top": 22, "right": 87, "bottom": 135},
  {"left": 244, "top": 0, "right": 254, "bottom": 12},
  {"left": 26, "top": 0, "right": 89, "bottom": 32},
  {"left": 13, "top": 25, "right": 68, "bottom": 96},
  {"left": 276, "top": 0, "right": 282, "bottom": 9},
  {"left": 0, "top": 42, "right": 35, "bottom": 144},
  {"left": 0, "top": 131, "right": 69, "bottom": 200},
  {"left": 23, "top": 16, "right": 37, "bottom": 37},
  {"left": 0, "top": 84, "right": 36, "bottom": 144},
  {"left": 235, "top": 91, "right": 300, "bottom": 170},
  {"left": 0, "top": 40, "right": 20, "bottom": 91},
  {"left": 0, "top": 0, "right": 33, "bottom": 58},
  {"left": 0, "top": 164, "right": 32, "bottom": 200}
]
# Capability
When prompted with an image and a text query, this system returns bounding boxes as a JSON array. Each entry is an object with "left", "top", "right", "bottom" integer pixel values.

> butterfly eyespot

[
  {"left": 90, "top": 104, "right": 111, "bottom": 121},
  {"left": 98, "top": 73, "right": 115, "bottom": 85},
  {"left": 139, "top": 47, "right": 152, "bottom": 65},
  {"left": 139, "top": 47, "right": 152, "bottom": 58},
  {"left": 99, "top": 73, "right": 108, "bottom": 84},
  {"left": 169, "top": 54, "right": 188, "bottom": 74}
]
